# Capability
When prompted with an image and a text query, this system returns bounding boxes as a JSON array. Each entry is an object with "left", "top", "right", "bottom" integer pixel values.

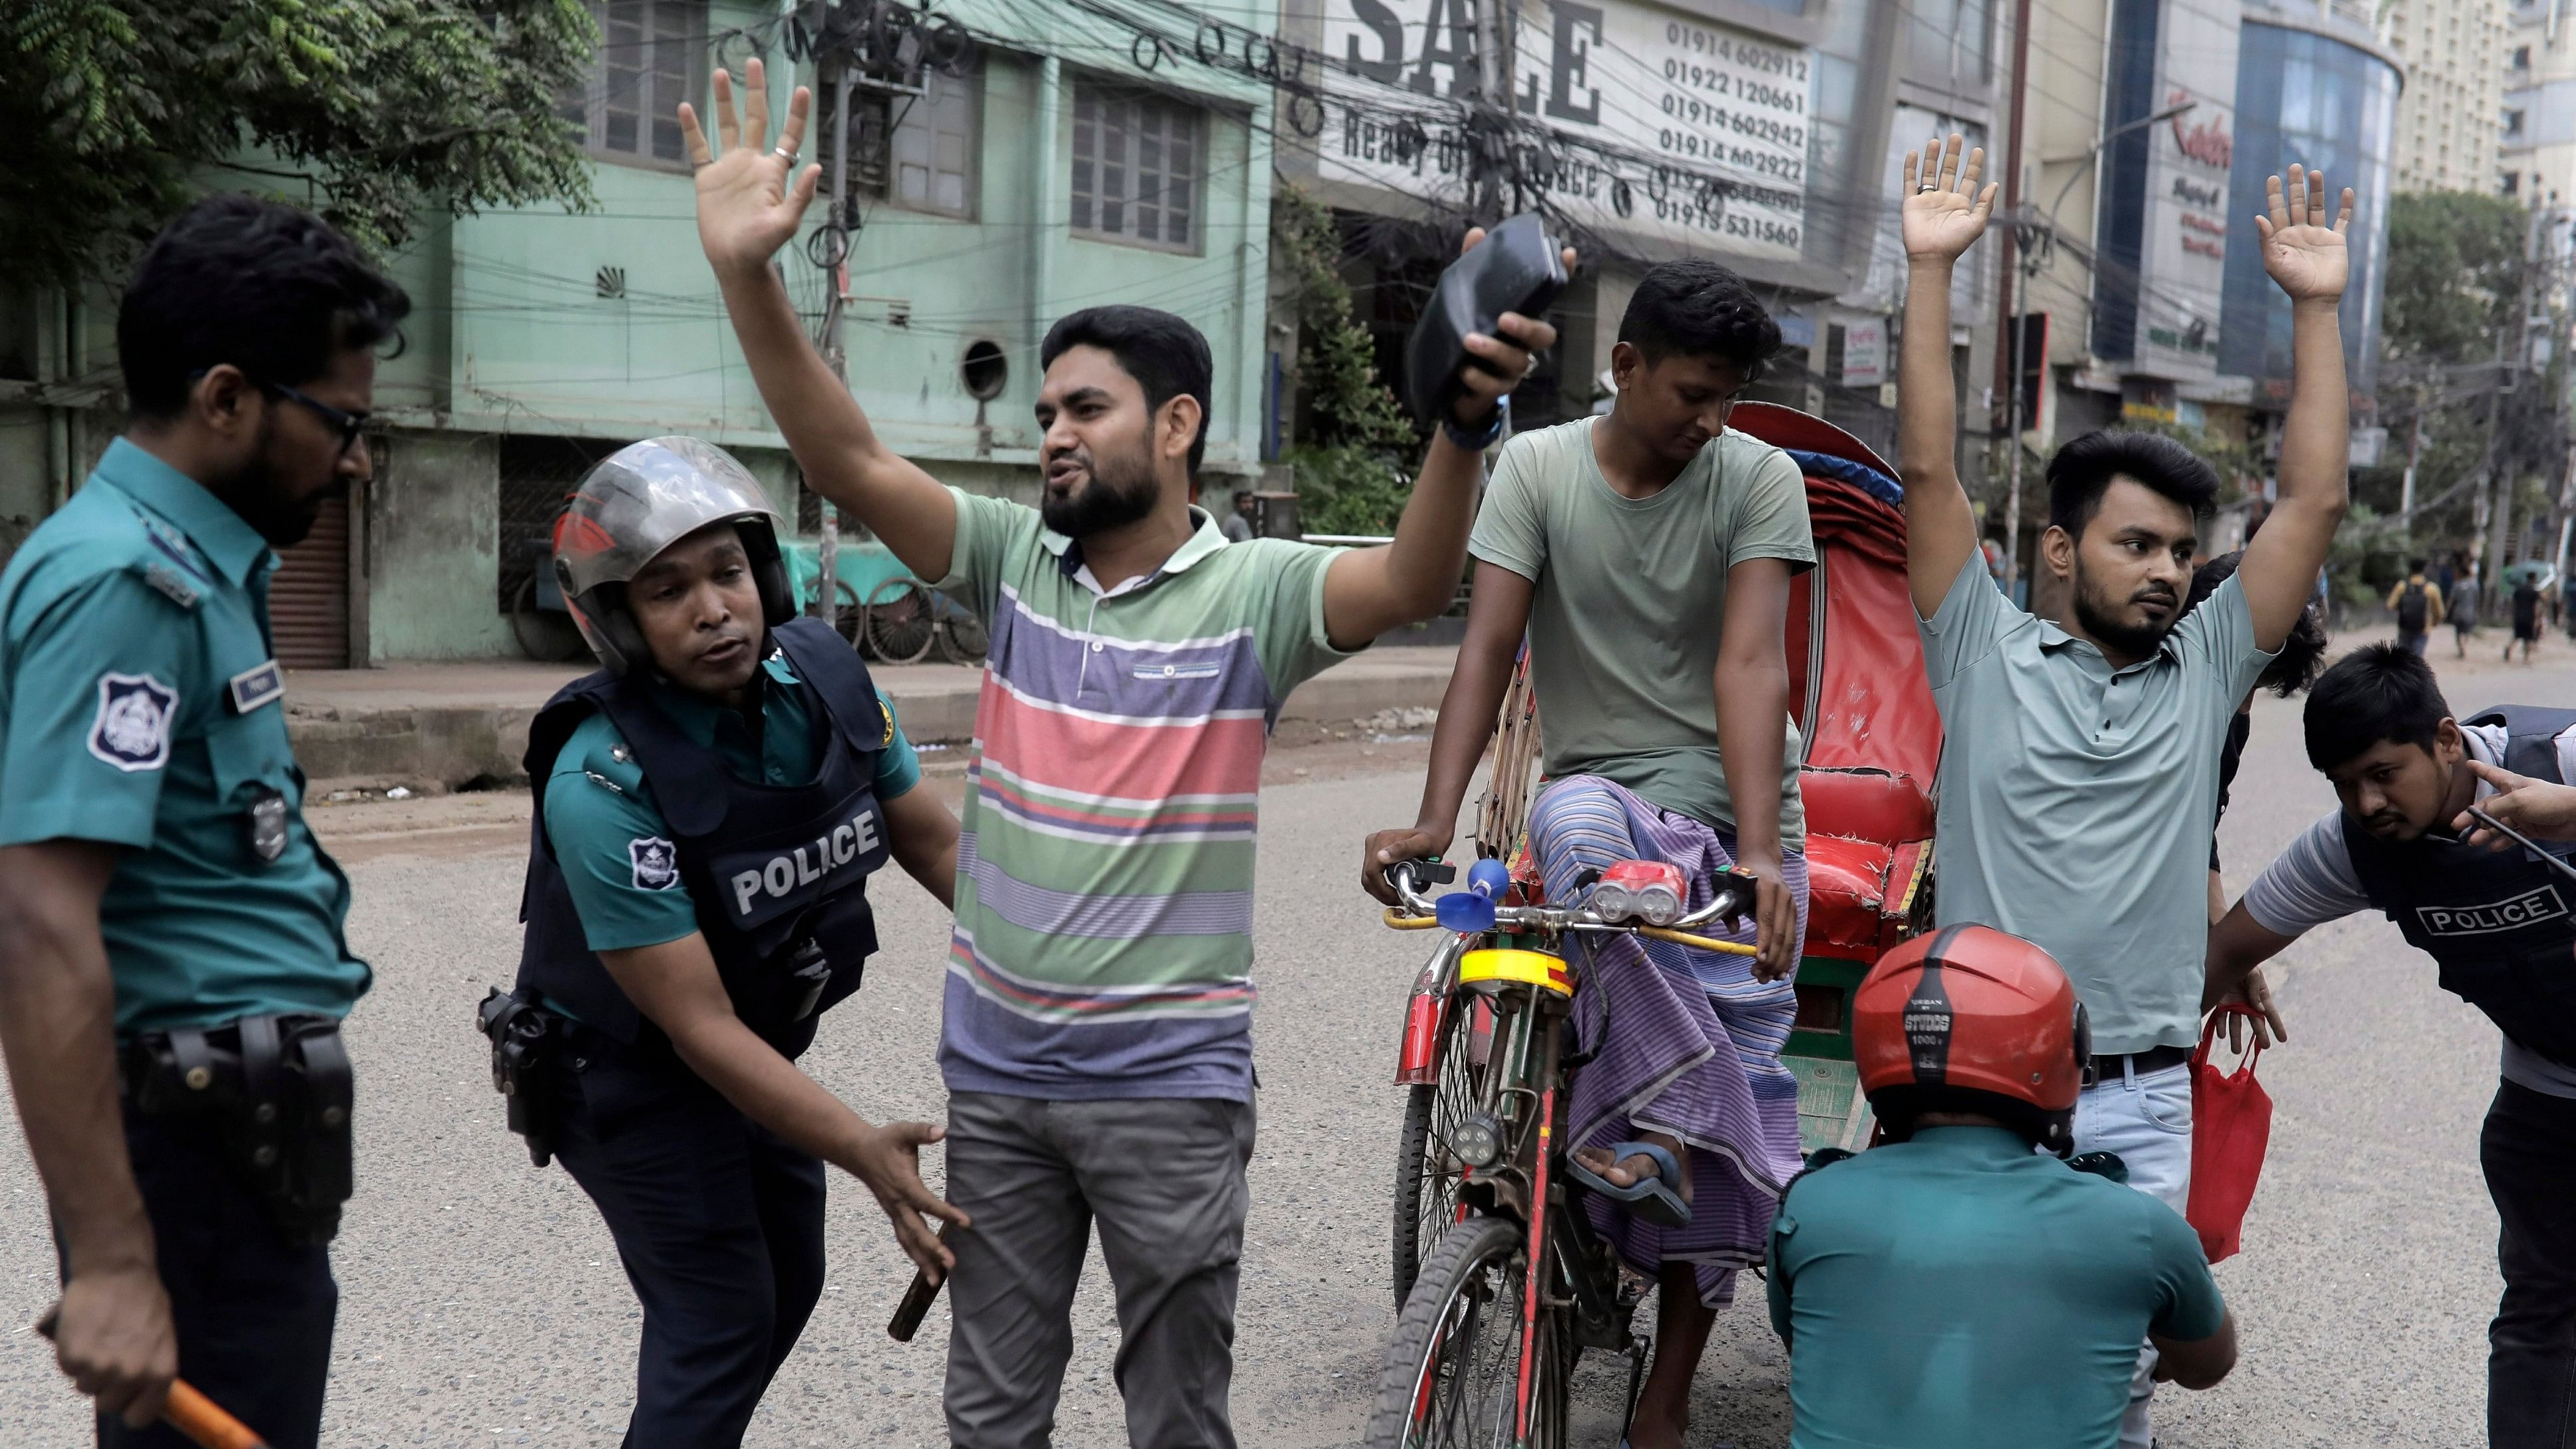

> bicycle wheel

[
  {"left": 1393, "top": 989, "right": 1481, "bottom": 1307},
  {"left": 1364, "top": 1215, "right": 1568, "bottom": 1449},
  {"left": 865, "top": 578, "right": 937, "bottom": 664}
]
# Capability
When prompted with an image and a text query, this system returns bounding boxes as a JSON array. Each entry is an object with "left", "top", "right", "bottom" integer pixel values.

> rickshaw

[{"left": 1366, "top": 403, "right": 1941, "bottom": 1447}]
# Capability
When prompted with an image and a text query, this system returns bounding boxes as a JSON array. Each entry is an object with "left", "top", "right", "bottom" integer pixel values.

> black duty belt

[
  {"left": 119, "top": 1014, "right": 354, "bottom": 1244},
  {"left": 2089, "top": 1044, "right": 2190, "bottom": 1080}
]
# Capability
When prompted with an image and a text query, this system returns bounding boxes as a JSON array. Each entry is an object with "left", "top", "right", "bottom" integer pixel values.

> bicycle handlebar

[{"left": 1379, "top": 859, "right": 1757, "bottom": 956}]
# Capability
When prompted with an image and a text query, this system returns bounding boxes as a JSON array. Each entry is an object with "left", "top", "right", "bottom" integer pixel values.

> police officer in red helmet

[
  {"left": 1765, "top": 926, "right": 2239, "bottom": 1448},
  {"left": 478, "top": 437, "right": 967, "bottom": 1446}
]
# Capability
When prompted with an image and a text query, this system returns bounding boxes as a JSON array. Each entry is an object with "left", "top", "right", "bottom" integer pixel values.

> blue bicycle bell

[{"left": 1437, "top": 857, "right": 1512, "bottom": 934}]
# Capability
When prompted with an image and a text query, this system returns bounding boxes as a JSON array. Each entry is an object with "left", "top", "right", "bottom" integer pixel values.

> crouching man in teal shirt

[{"left": 1766, "top": 926, "right": 2237, "bottom": 1447}]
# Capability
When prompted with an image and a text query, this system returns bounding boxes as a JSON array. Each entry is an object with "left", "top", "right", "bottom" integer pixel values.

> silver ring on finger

[{"left": 773, "top": 145, "right": 799, "bottom": 164}]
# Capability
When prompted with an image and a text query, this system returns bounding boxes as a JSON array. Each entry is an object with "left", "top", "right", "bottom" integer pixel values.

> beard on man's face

[
  {"left": 2070, "top": 554, "right": 2179, "bottom": 659},
  {"left": 217, "top": 413, "right": 348, "bottom": 547},
  {"left": 1040, "top": 435, "right": 1162, "bottom": 538}
]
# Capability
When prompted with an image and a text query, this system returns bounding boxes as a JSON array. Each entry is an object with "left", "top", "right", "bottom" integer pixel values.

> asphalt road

[{"left": 4, "top": 640, "right": 2571, "bottom": 1446}]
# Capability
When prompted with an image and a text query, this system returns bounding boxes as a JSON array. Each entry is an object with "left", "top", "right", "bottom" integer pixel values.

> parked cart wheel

[{"left": 865, "top": 577, "right": 938, "bottom": 665}]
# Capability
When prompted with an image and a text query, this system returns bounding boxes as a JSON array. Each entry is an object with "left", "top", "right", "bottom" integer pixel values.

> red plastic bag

[{"left": 2185, "top": 1006, "right": 2273, "bottom": 1263}]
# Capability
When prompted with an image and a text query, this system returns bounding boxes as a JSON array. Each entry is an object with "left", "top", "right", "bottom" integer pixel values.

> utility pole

[
  {"left": 1469, "top": 0, "right": 1515, "bottom": 222},
  {"left": 815, "top": 57, "right": 853, "bottom": 635},
  {"left": 1993, "top": 0, "right": 2034, "bottom": 596},
  {"left": 2482, "top": 206, "right": 2545, "bottom": 620}
]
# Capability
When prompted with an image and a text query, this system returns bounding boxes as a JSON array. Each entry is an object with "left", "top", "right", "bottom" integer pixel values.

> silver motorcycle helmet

[{"left": 552, "top": 437, "right": 796, "bottom": 676}]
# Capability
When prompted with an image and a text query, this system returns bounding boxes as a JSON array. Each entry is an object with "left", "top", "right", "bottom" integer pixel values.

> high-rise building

[
  {"left": 2381, "top": 0, "right": 2509, "bottom": 194},
  {"left": 2501, "top": 0, "right": 2576, "bottom": 204}
]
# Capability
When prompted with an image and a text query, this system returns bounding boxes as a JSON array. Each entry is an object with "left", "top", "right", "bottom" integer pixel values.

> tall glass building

[{"left": 2219, "top": 13, "right": 2402, "bottom": 409}]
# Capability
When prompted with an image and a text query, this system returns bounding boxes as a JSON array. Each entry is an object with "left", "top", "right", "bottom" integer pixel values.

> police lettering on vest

[
  {"left": 2342, "top": 704, "right": 2576, "bottom": 1069},
  {"left": 514, "top": 618, "right": 892, "bottom": 1054},
  {"left": 722, "top": 801, "right": 886, "bottom": 923}
]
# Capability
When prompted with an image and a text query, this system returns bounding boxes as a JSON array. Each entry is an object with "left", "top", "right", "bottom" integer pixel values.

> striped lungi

[{"left": 1525, "top": 774, "right": 1809, "bottom": 1309}]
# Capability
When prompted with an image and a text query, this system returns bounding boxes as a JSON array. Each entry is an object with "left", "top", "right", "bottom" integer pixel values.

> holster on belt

[
  {"left": 476, "top": 986, "right": 562, "bottom": 1168},
  {"left": 122, "top": 1014, "right": 355, "bottom": 1245}
]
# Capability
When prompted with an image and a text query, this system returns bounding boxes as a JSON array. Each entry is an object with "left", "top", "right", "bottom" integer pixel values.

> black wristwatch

[{"left": 1443, "top": 397, "right": 1509, "bottom": 453}]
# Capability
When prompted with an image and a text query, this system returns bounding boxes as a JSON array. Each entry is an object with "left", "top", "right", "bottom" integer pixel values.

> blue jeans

[{"left": 2076, "top": 1060, "right": 2194, "bottom": 1449}]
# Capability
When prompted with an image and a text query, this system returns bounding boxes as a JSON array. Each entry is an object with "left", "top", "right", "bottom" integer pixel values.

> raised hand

[
  {"left": 2257, "top": 164, "right": 2354, "bottom": 304},
  {"left": 680, "top": 58, "right": 825, "bottom": 278},
  {"left": 1901, "top": 133, "right": 1998, "bottom": 265}
]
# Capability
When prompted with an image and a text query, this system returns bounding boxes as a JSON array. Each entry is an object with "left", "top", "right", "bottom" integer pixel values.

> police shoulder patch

[
  {"left": 136, "top": 562, "right": 201, "bottom": 609},
  {"left": 88, "top": 672, "right": 178, "bottom": 773},
  {"left": 880, "top": 700, "right": 896, "bottom": 748},
  {"left": 628, "top": 836, "right": 681, "bottom": 891}
]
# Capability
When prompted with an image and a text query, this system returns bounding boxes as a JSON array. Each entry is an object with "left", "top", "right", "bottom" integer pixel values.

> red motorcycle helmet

[{"left": 1853, "top": 924, "right": 2090, "bottom": 1157}]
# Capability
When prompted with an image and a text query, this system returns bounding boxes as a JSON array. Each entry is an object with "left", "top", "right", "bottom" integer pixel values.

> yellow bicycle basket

[{"left": 1457, "top": 948, "right": 1572, "bottom": 997}]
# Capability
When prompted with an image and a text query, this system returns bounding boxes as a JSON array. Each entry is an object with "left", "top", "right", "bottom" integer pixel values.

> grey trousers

[{"left": 942, "top": 1092, "right": 1257, "bottom": 1449}]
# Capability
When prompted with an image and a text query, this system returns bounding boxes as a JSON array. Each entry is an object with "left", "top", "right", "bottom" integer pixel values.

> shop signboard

[
  {"left": 1318, "top": 0, "right": 1815, "bottom": 264},
  {"left": 2133, "top": 0, "right": 2240, "bottom": 381}
]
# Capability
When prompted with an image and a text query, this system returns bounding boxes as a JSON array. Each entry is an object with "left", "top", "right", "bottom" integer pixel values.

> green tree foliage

[
  {"left": 2383, "top": 190, "right": 2527, "bottom": 361},
  {"left": 3, "top": 0, "right": 596, "bottom": 287},
  {"left": 1270, "top": 182, "right": 1419, "bottom": 536},
  {"left": 1270, "top": 182, "right": 1414, "bottom": 453},
  {"left": 2375, "top": 190, "right": 2549, "bottom": 572}
]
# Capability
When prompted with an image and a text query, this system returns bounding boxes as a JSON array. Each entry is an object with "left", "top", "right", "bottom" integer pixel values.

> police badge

[
  {"left": 87, "top": 672, "right": 178, "bottom": 772},
  {"left": 246, "top": 788, "right": 290, "bottom": 864},
  {"left": 630, "top": 837, "right": 680, "bottom": 891}
]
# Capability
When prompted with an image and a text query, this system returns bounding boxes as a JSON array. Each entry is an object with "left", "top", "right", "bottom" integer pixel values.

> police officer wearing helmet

[
  {"left": 0, "top": 196, "right": 400, "bottom": 1447},
  {"left": 1767, "top": 926, "right": 2238, "bottom": 1448},
  {"left": 2205, "top": 643, "right": 2576, "bottom": 1446},
  {"left": 486, "top": 437, "right": 967, "bottom": 1445}
]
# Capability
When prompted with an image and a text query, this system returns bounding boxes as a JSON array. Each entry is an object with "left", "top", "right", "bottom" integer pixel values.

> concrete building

[
  {"left": 2380, "top": 0, "right": 2509, "bottom": 194},
  {"left": 0, "top": 0, "right": 1280, "bottom": 666},
  {"left": 2502, "top": 0, "right": 2576, "bottom": 204}
]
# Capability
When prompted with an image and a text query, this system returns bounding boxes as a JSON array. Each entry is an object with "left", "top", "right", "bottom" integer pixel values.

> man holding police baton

[
  {"left": 0, "top": 197, "right": 403, "bottom": 1448},
  {"left": 2205, "top": 644, "right": 2576, "bottom": 1447}
]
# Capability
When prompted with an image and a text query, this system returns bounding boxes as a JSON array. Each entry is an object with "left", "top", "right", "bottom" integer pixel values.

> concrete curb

[{"left": 290, "top": 646, "right": 1458, "bottom": 790}]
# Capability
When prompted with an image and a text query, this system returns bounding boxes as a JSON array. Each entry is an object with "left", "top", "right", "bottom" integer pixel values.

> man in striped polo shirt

[{"left": 685, "top": 61, "right": 1565, "bottom": 1446}]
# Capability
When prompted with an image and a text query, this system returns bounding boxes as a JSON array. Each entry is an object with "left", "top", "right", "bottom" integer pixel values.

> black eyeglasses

[{"left": 257, "top": 379, "right": 371, "bottom": 457}]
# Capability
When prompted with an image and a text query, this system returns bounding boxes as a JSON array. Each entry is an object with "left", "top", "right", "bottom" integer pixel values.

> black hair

[
  {"left": 1616, "top": 259, "right": 1782, "bottom": 383},
  {"left": 1040, "top": 306, "right": 1213, "bottom": 477},
  {"left": 2044, "top": 430, "right": 2220, "bottom": 538},
  {"left": 2409, "top": 556, "right": 2428, "bottom": 573},
  {"left": 118, "top": 194, "right": 410, "bottom": 419},
  {"left": 2303, "top": 643, "right": 2452, "bottom": 770},
  {"left": 2188, "top": 550, "right": 2327, "bottom": 697}
]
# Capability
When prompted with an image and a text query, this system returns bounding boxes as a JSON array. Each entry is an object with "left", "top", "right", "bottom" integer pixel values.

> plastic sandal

[{"left": 1564, "top": 1139, "right": 1691, "bottom": 1227}]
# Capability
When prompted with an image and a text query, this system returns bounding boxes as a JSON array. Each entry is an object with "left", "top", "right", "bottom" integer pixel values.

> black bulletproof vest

[
  {"left": 2342, "top": 704, "right": 2576, "bottom": 1068},
  {"left": 516, "top": 617, "right": 892, "bottom": 1057}
]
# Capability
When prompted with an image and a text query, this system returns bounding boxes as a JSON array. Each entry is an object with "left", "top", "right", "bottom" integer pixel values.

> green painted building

[{"left": 0, "top": 0, "right": 1279, "bottom": 666}]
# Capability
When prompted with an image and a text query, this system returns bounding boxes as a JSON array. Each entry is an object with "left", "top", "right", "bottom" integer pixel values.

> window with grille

[
  {"left": 557, "top": 1, "right": 705, "bottom": 170},
  {"left": 894, "top": 67, "right": 980, "bottom": 217},
  {"left": 1071, "top": 87, "right": 1201, "bottom": 252}
]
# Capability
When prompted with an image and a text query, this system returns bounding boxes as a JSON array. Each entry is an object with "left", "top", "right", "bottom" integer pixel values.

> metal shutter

[{"left": 270, "top": 493, "right": 351, "bottom": 668}]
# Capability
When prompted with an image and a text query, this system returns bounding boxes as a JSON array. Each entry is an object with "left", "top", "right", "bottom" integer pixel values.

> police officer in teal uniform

[
  {"left": 0, "top": 196, "right": 405, "bottom": 1448},
  {"left": 484, "top": 437, "right": 966, "bottom": 1446}
]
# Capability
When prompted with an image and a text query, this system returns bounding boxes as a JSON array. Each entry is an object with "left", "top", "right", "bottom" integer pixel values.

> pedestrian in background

[
  {"left": 2389, "top": 557, "right": 2443, "bottom": 658},
  {"left": 2454, "top": 564, "right": 2483, "bottom": 660},
  {"left": 0, "top": 196, "right": 404, "bottom": 1448},
  {"left": 2511, "top": 571, "right": 2543, "bottom": 664},
  {"left": 1221, "top": 488, "right": 1256, "bottom": 544}
]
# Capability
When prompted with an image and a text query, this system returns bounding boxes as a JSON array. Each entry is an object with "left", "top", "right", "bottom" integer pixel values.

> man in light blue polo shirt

[{"left": 1894, "top": 137, "right": 2354, "bottom": 1446}]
